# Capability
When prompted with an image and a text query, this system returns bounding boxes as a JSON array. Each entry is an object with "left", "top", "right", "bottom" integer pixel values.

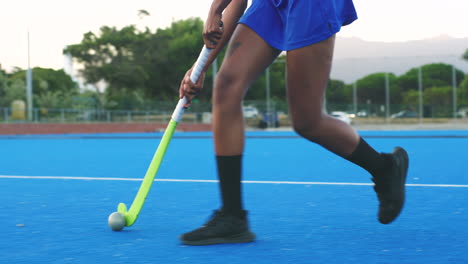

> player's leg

[
  {"left": 286, "top": 35, "right": 408, "bottom": 224},
  {"left": 180, "top": 24, "right": 281, "bottom": 245},
  {"left": 212, "top": 23, "right": 279, "bottom": 216},
  {"left": 212, "top": 25, "right": 280, "bottom": 156},
  {"left": 286, "top": 35, "right": 361, "bottom": 155}
]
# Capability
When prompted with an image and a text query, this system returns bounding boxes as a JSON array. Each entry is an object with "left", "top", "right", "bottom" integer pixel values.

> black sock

[
  {"left": 345, "top": 137, "right": 390, "bottom": 178},
  {"left": 216, "top": 155, "right": 243, "bottom": 216}
]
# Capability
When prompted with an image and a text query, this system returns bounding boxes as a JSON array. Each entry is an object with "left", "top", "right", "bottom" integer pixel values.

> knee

[
  {"left": 212, "top": 70, "right": 244, "bottom": 109},
  {"left": 292, "top": 112, "right": 325, "bottom": 141}
]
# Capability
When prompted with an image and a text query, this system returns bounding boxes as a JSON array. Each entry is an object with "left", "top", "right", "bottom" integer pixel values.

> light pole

[
  {"left": 452, "top": 65, "right": 457, "bottom": 119},
  {"left": 385, "top": 72, "right": 390, "bottom": 121},
  {"left": 265, "top": 66, "right": 271, "bottom": 128},
  {"left": 353, "top": 82, "right": 357, "bottom": 115},
  {"left": 418, "top": 67, "right": 423, "bottom": 124},
  {"left": 26, "top": 30, "right": 33, "bottom": 121},
  {"left": 264, "top": 58, "right": 286, "bottom": 128}
]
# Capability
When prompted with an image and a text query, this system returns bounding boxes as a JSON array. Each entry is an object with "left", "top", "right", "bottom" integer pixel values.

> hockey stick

[{"left": 115, "top": 46, "right": 212, "bottom": 228}]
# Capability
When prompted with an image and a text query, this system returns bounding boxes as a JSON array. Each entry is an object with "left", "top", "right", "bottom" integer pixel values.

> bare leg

[
  {"left": 179, "top": 25, "right": 280, "bottom": 245},
  {"left": 213, "top": 24, "right": 281, "bottom": 155},
  {"left": 286, "top": 35, "right": 359, "bottom": 157}
]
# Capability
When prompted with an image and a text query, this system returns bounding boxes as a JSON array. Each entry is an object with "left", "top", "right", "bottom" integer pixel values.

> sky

[{"left": 1, "top": 0, "right": 467, "bottom": 72}]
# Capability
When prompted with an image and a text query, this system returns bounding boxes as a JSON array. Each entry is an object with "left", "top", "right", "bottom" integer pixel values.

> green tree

[
  {"left": 0, "top": 71, "right": 8, "bottom": 106},
  {"left": 64, "top": 25, "right": 150, "bottom": 94},
  {"left": 9, "top": 68, "right": 78, "bottom": 97},
  {"left": 402, "top": 86, "right": 455, "bottom": 117},
  {"left": 64, "top": 18, "right": 206, "bottom": 108},
  {"left": 397, "top": 63, "right": 464, "bottom": 93},
  {"left": 355, "top": 72, "right": 399, "bottom": 105},
  {"left": 463, "top": 49, "right": 468, "bottom": 61},
  {"left": 71, "top": 90, "right": 100, "bottom": 110},
  {"left": 7, "top": 68, "right": 78, "bottom": 109},
  {"left": 35, "top": 91, "right": 65, "bottom": 109},
  {"left": 327, "top": 79, "right": 350, "bottom": 104},
  {"left": 2, "top": 79, "right": 26, "bottom": 106},
  {"left": 423, "top": 86, "right": 453, "bottom": 117},
  {"left": 105, "top": 87, "right": 147, "bottom": 110},
  {"left": 246, "top": 56, "right": 287, "bottom": 104},
  {"left": 146, "top": 18, "right": 205, "bottom": 101},
  {"left": 458, "top": 74, "right": 468, "bottom": 107}
]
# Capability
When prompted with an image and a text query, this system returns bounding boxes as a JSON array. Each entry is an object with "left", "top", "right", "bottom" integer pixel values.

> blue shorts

[{"left": 238, "top": 0, "right": 358, "bottom": 51}]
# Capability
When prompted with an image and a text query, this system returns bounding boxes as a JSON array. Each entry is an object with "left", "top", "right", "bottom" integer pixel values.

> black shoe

[
  {"left": 179, "top": 210, "right": 255, "bottom": 246},
  {"left": 373, "top": 147, "right": 409, "bottom": 224}
]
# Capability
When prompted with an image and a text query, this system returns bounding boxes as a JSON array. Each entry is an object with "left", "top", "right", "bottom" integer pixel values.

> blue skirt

[{"left": 238, "top": 0, "right": 358, "bottom": 51}]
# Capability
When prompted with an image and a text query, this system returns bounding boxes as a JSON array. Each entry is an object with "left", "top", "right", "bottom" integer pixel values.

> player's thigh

[
  {"left": 286, "top": 35, "right": 336, "bottom": 124},
  {"left": 214, "top": 24, "right": 280, "bottom": 104}
]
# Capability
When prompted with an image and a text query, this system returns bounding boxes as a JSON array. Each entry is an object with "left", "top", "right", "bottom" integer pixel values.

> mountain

[{"left": 331, "top": 35, "right": 468, "bottom": 83}]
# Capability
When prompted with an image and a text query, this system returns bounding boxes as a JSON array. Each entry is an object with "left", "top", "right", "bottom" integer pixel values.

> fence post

[
  {"left": 4, "top": 107, "right": 9, "bottom": 123},
  {"left": 34, "top": 108, "right": 39, "bottom": 122},
  {"left": 418, "top": 67, "right": 423, "bottom": 124},
  {"left": 61, "top": 109, "right": 65, "bottom": 123},
  {"left": 385, "top": 72, "right": 390, "bottom": 123},
  {"left": 452, "top": 65, "right": 457, "bottom": 119}
]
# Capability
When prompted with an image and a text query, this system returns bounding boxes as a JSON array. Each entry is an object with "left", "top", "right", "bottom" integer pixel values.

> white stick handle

[
  {"left": 171, "top": 46, "right": 212, "bottom": 122},
  {"left": 190, "top": 46, "right": 212, "bottom": 83}
]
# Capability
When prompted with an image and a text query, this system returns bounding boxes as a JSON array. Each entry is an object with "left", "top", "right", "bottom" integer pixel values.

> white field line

[{"left": 0, "top": 175, "right": 467, "bottom": 188}]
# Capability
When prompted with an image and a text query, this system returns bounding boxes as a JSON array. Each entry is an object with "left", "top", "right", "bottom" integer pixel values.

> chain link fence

[{"left": 2, "top": 100, "right": 468, "bottom": 129}]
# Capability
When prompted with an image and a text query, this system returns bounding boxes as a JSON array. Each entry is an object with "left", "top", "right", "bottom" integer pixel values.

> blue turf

[{"left": 1, "top": 130, "right": 467, "bottom": 264}]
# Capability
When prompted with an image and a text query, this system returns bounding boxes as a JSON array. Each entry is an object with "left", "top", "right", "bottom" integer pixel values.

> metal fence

[
  {"left": 0, "top": 107, "right": 210, "bottom": 124},
  {"left": 1, "top": 101, "right": 468, "bottom": 129}
]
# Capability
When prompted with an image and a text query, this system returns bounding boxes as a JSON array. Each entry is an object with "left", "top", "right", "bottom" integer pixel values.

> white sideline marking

[{"left": 0, "top": 175, "right": 467, "bottom": 188}]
